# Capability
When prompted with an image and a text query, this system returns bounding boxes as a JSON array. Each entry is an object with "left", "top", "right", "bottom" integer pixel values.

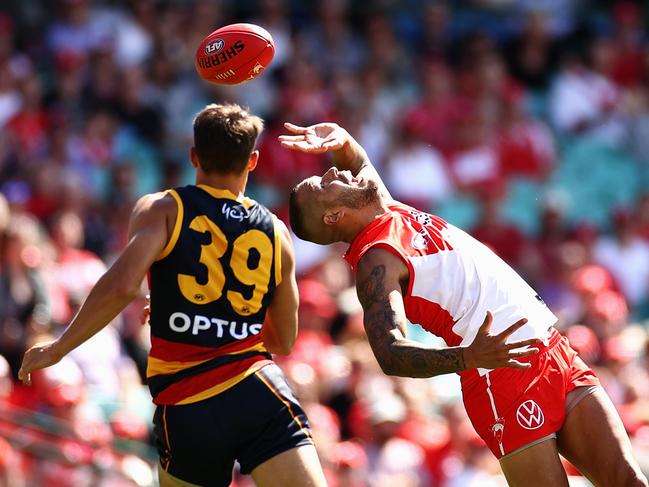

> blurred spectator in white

[
  {"left": 384, "top": 119, "right": 454, "bottom": 211},
  {"left": 98, "top": 0, "right": 154, "bottom": 69},
  {"left": 0, "top": 190, "right": 8, "bottom": 232},
  {"left": 47, "top": 0, "right": 110, "bottom": 58},
  {"left": 594, "top": 208, "right": 649, "bottom": 309},
  {"left": 512, "top": 0, "right": 579, "bottom": 37},
  {"left": 0, "top": 23, "right": 22, "bottom": 128},
  {"left": 364, "top": 393, "right": 428, "bottom": 487},
  {"left": 353, "top": 65, "right": 403, "bottom": 167},
  {"left": 251, "top": 0, "right": 292, "bottom": 72},
  {"left": 49, "top": 211, "right": 105, "bottom": 318},
  {"left": 549, "top": 43, "right": 625, "bottom": 147}
]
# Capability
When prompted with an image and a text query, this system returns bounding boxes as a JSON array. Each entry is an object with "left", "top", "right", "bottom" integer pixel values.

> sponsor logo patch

[{"left": 516, "top": 400, "right": 545, "bottom": 430}]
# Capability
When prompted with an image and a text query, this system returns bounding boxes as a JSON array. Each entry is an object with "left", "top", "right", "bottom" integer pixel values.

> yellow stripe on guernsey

[
  {"left": 273, "top": 216, "right": 283, "bottom": 286},
  {"left": 156, "top": 189, "right": 184, "bottom": 260},
  {"left": 146, "top": 342, "right": 268, "bottom": 378},
  {"left": 196, "top": 184, "right": 255, "bottom": 209},
  {"left": 177, "top": 361, "right": 267, "bottom": 405}
]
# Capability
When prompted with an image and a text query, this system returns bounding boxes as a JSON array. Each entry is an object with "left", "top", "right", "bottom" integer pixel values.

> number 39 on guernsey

[{"left": 177, "top": 215, "right": 273, "bottom": 316}]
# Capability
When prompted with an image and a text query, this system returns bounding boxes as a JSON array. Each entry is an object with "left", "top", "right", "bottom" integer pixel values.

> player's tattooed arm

[
  {"left": 355, "top": 249, "right": 466, "bottom": 378},
  {"left": 356, "top": 249, "right": 541, "bottom": 378}
]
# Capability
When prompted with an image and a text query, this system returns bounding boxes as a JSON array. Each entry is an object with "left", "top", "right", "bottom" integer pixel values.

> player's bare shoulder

[
  {"left": 130, "top": 191, "right": 179, "bottom": 235},
  {"left": 356, "top": 247, "right": 410, "bottom": 296}
]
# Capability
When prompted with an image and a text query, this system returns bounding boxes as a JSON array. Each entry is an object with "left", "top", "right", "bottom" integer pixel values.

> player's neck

[
  {"left": 340, "top": 198, "right": 390, "bottom": 243},
  {"left": 195, "top": 171, "right": 248, "bottom": 198}
]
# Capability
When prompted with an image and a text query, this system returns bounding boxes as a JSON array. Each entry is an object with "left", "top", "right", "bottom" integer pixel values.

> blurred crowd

[{"left": 2, "top": 0, "right": 649, "bottom": 485}]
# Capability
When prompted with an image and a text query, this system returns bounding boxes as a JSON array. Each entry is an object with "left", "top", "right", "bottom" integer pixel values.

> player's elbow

[
  {"left": 269, "top": 342, "right": 293, "bottom": 356},
  {"left": 113, "top": 280, "right": 141, "bottom": 301},
  {"left": 374, "top": 350, "right": 400, "bottom": 376}
]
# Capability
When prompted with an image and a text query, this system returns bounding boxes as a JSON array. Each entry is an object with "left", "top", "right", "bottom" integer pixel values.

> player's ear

[
  {"left": 247, "top": 150, "right": 259, "bottom": 172},
  {"left": 190, "top": 147, "right": 199, "bottom": 168},
  {"left": 323, "top": 209, "right": 344, "bottom": 226}
]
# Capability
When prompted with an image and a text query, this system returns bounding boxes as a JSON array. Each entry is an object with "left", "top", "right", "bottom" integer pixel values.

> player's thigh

[
  {"left": 250, "top": 444, "right": 327, "bottom": 487},
  {"left": 557, "top": 387, "right": 647, "bottom": 487},
  {"left": 499, "top": 437, "right": 569, "bottom": 487},
  {"left": 158, "top": 465, "right": 202, "bottom": 487}
]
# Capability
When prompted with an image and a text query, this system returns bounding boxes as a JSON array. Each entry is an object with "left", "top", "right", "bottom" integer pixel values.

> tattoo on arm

[{"left": 356, "top": 264, "right": 466, "bottom": 378}]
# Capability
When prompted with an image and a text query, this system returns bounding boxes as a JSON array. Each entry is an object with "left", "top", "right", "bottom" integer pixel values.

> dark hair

[
  {"left": 288, "top": 185, "right": 308, "bottom": 241},
  {"left": 192, "top": 103, "right": 263, "bottom": 174}
]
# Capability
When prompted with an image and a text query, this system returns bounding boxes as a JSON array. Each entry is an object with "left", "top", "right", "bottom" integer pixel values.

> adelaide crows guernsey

[{"left": 147, "top": 184, "right": 281, "bottom": 405}]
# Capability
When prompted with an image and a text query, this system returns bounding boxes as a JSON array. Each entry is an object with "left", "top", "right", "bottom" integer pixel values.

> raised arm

[
  {"left": 261, "top": 219, "right": 299, "bottom": 355},
  {"left": 279, "top": 122, "right": 393, "bottom": 200},
  {"left": 18, "top": 192, "right": 175, "bottom": 384},
  {"left": 355, "top": 248, "right": 541, "bottom": 378}
]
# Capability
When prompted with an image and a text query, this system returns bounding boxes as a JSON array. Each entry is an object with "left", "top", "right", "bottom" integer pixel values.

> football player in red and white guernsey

[{"left": 281, "top": 122, "right": 648, "bottom": 487}]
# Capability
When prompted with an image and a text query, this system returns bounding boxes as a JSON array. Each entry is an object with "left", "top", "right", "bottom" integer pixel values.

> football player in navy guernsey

[{"left": 19, "top": 104, "right": 328, "bottom": 487}]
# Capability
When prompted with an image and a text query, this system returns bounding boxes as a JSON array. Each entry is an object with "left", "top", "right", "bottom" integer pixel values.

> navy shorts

[{"left": 152, "top": 363, "right": 313, "bottom": 486}]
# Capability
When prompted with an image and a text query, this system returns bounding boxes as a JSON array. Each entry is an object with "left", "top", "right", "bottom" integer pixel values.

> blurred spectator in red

[
  {"left": 402, "top": 61, "right": 466, "bottom": 157},
  {"left": 0, "top": 434, "right": 25, "bottom": 487},
  {"left": 565, "top": 324, "right": 601, "bottom": 365},
  {"left": 637, "top": 193, "right": 649, "bottom": 241},
  {"left": 6, "top": 73, "right": 49, "bottom": 161},
  {"left": 470, "top": 192, "right": 531, "bottom": 269},
  {"left": 447, "top": 111, "right": 501, "bottom": 194},
  {"left": 331, "top": 440, "right": 368, "bottom": 487},
  {"left": 497, "top": 87, "right": 555, "bottom": 179},
  {"left": 610, "top": 2, "right": 647, "bottom": 89}
]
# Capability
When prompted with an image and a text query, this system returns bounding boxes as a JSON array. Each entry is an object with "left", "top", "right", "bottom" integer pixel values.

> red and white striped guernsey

[{"left": 344, "top": 202, "right": 557, "bottom": 375}]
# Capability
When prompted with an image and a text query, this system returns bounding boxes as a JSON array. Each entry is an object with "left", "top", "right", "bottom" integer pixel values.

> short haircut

[
  {"left": 289, "top": 185, "right": 309, "bottom": 241},
  {"left": 192, "top": 103, "right": 263, "bottom": 174}
]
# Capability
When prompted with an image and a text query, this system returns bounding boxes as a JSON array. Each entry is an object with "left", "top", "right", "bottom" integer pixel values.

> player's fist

[{"left": 463, "top": 312, "right": 541, "bottom": 370}]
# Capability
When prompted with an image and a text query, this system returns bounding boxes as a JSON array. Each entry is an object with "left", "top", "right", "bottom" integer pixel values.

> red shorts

[{"left": 459, "top": 328, "right": 600, "bottom": 459}]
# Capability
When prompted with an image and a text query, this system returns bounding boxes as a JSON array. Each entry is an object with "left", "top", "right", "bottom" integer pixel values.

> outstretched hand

[
  {"left": 278, "top": 122, "right": 349, "bottom": 154},
  {"left": 464, "top": 312, "right": 541, "bottom": 370}
]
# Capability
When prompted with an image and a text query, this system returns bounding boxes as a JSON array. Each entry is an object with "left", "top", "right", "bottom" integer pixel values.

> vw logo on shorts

[{"left": 516, "top": 400, "right": 545, "bottom": 430}]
